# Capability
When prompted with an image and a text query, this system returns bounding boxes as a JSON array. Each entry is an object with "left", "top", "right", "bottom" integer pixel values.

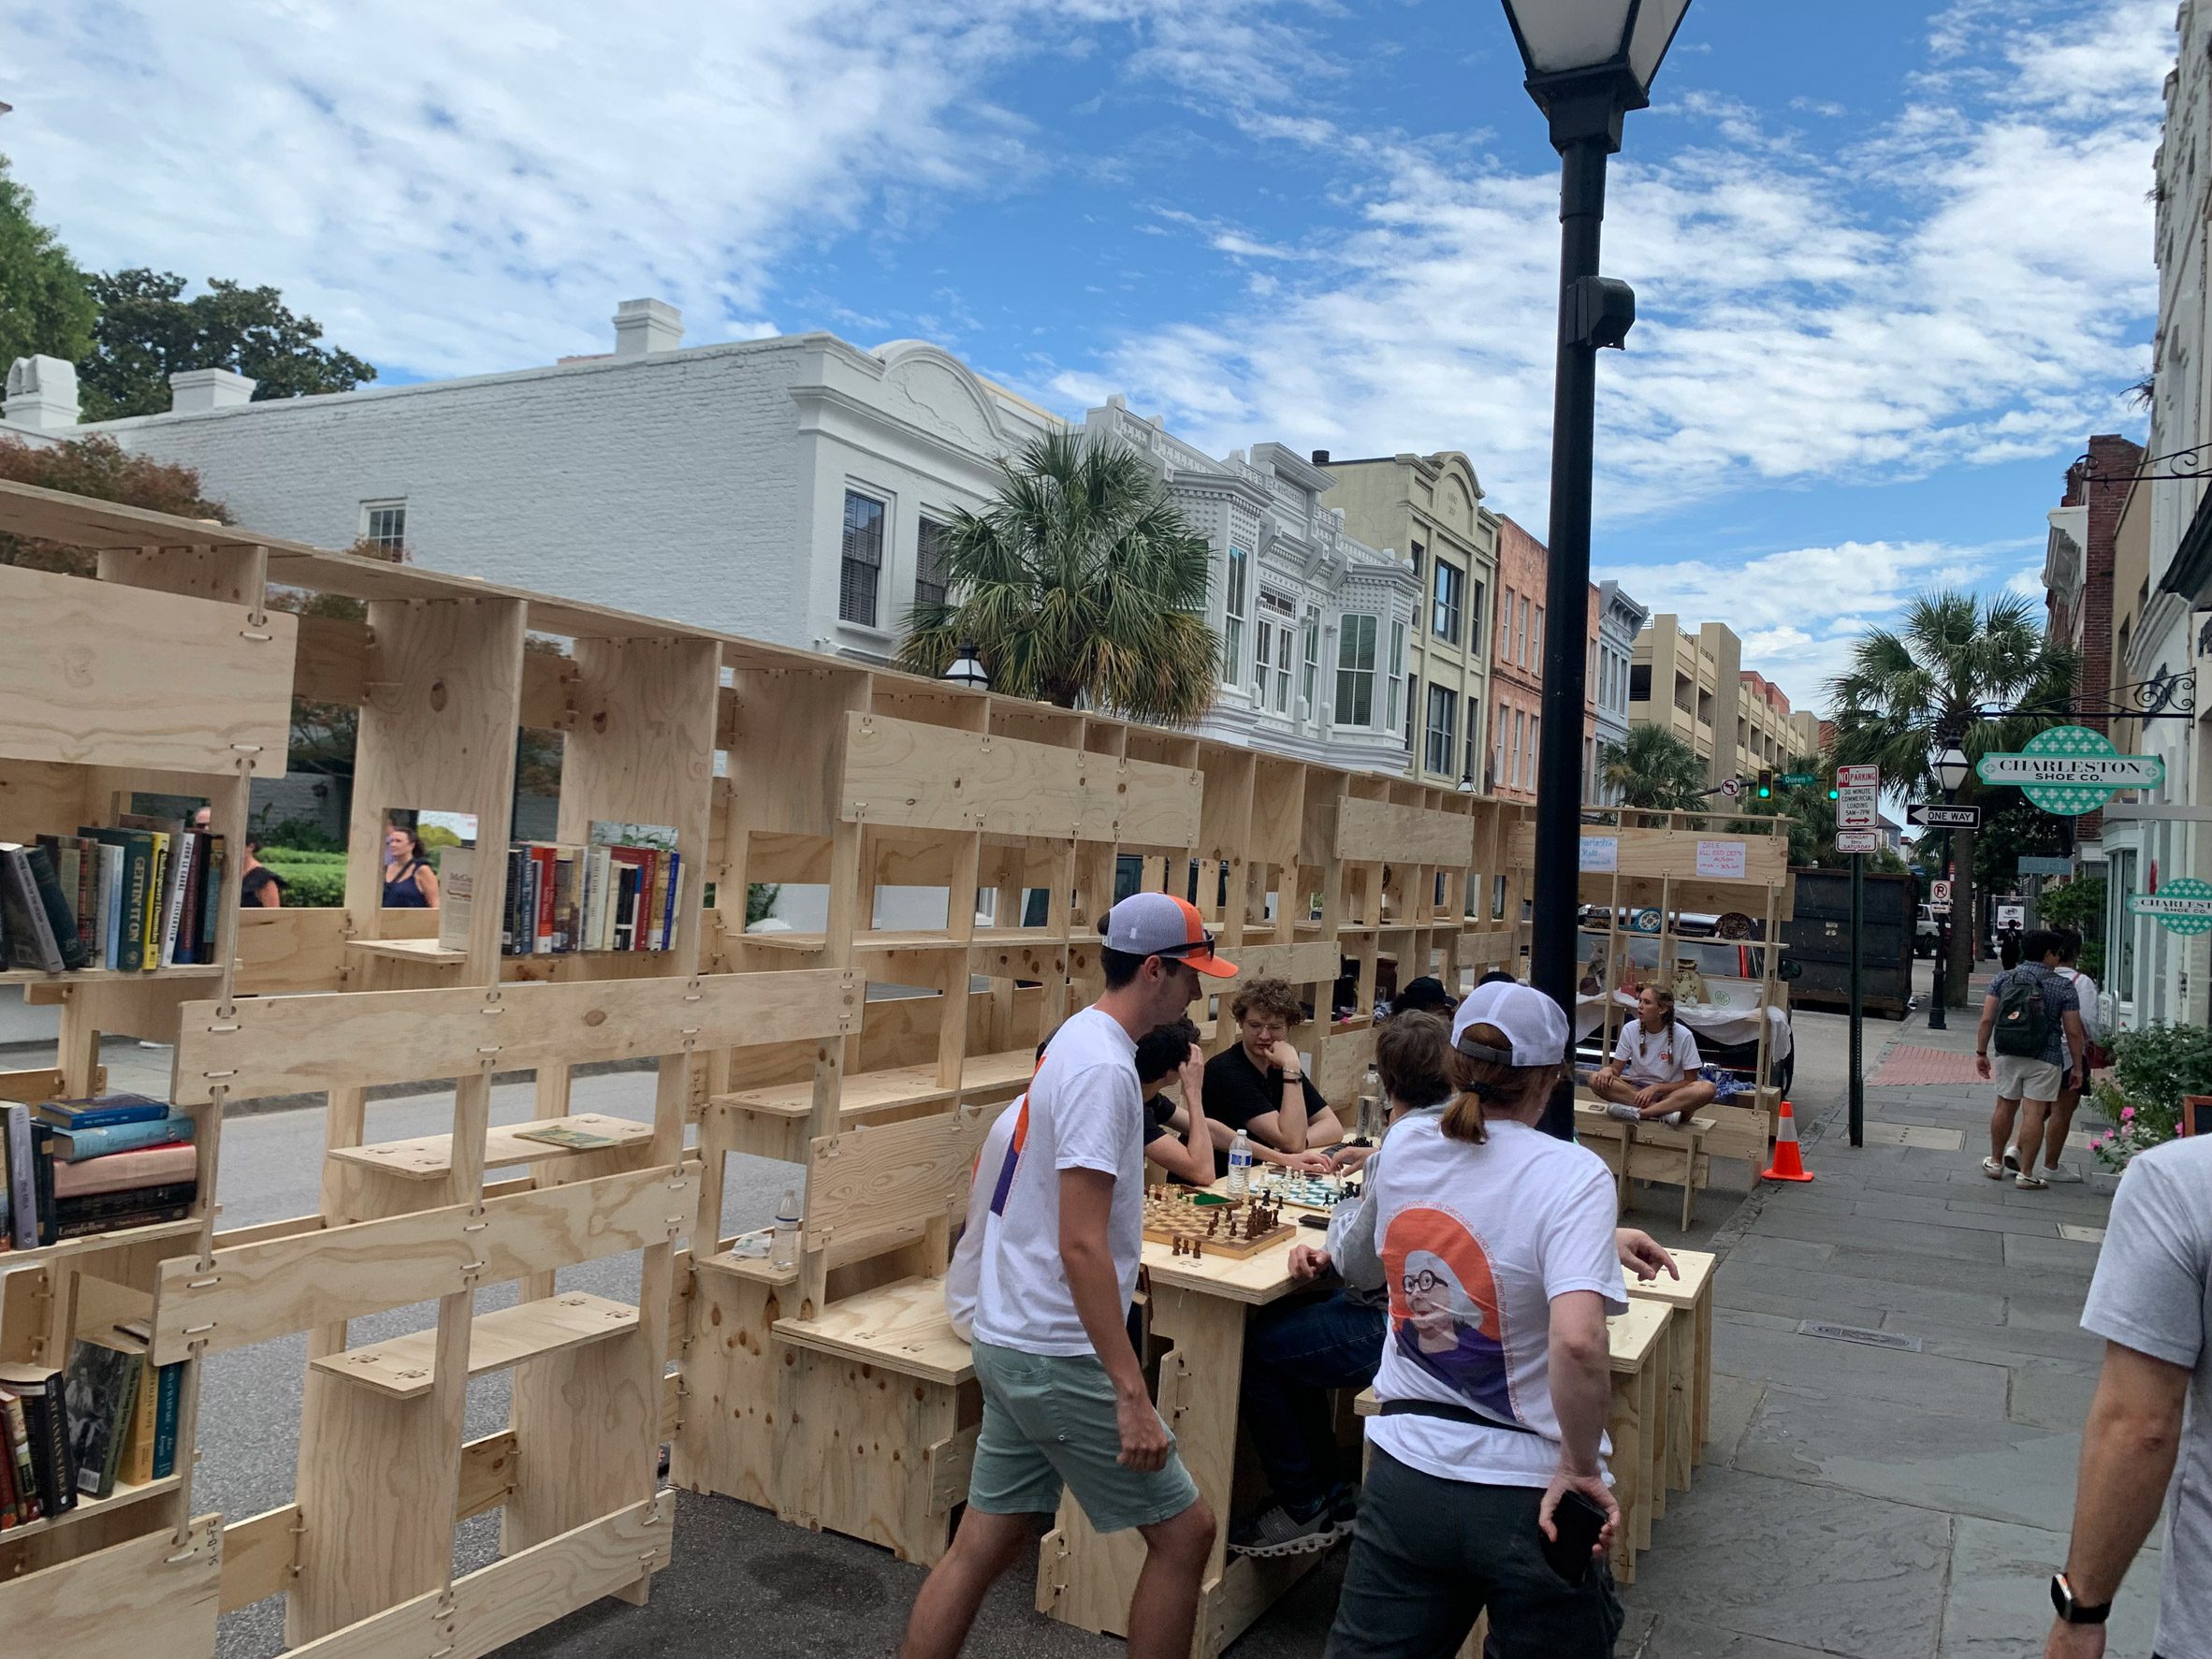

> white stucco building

[
  {"left": 1079, "top": 398, "right": 1419, "bottom": 773},
  {"left": 1591, "top": 579, "right": 1647, "bottom": 804}
]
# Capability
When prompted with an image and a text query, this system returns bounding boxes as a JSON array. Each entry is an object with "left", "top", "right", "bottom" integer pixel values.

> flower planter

[{"left": 2087, "top": 1169, "right": 2122, "bottom": 1196}]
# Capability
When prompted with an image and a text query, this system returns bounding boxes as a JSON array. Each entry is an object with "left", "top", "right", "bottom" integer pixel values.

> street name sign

[
  {"left": 1838, "top": 784, "right": 1880, "bottom": 829},
  {"left": 1781, "top": 772, "right": 1819, "bottom": 787},
  {"left": 2128, "top": 879, "right": 2212, "bottom": 936},
  {"left": 1906, "top": 803, "right": 1981, "bottom": 830},
  {"left": 1837, "top": 764, "right": 1879, "bottom": 788},
  {"left": 1836, "top": 829, "right": 1880, "bottom": 853},
  {"left": 1976, "top": 724, "right": 2163, "bottom": 815},
  {"left": 2016, "top": 855, "right": 2074, "bottom": 877}
]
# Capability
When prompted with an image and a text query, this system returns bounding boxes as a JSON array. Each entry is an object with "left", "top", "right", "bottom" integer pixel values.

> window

[
  {"left": 1630, "top": 662, "right": 1652, "bottom": 703},
  {"left": 1432, "top": 560, "right": 1463, "bottom": 645},
  {"left": 1388, "top": 619, "right": 1408, "bottom": 740},
  {"left": 1468, "top": 580, "right": 1486, "bottom": 657},
  {"left": 1500, "top": 588, "right": 1515, "bottom": 658},
  {"left": 1528, "top": 714, "right": 1539, "bottom": 788},
  {"left": 1224, "top": 545, "right": 1250, "bottom": 685},
  {"left": 1273, "top": 622, "right": 1294, "bottom": 713},
  {"left": 361, "top": 501, "right": 406, "bottom": 558},
  {"left": 1404, "top": 674, "right": 1419, "bottom": 751},
  {"left": 1493, "top": 713, "right": 1506, "bottom": 793},
  {"left": 1410, "top": 542, "right": 1425, "bottom": 588},
  {"left": 1425, "top": 683, "right": 1457, "bottom": 776},
  {"left": 1255, "top": 621, "right": 1273, "bottom": 702},
  {"left": 1256, "top": 622, "right": 1292, "bottom": 714},
  {"left": 1531, "top": 604, "right": 1544, "bottom": 669},
  {"left": 915, "top": 515, "right": 951, "bottom": 607},
  {"left": 1302, "top": 611, "right": 1320, "bottom": 713},
  {"left": 840, "top": 489, "right": 886, "bottom": 626},
  {"left": 1335, "top": 614, "right": 1377, "bottom": 726},
  {"left": 1464, "top": 713, "right": 1480, "bottom": 788},
  {"left": 1511, "top": 708, "right": 1525, "bottom": 789}
]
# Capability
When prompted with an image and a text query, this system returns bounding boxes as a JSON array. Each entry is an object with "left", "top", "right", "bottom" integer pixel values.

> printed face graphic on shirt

[{"left": 1384, "top": 1204, "right": 1519, "bottom": 1425}]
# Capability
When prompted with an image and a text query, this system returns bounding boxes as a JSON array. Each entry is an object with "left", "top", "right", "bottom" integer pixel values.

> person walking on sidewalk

[
  {"left": 898, "top": 894, "right": 1231, "bottom": 1659},
  {"left": 1975, "top": 928, "right": 2087, "bottom": 1193},
  {"left": 2042, "top": 1130, "right": 2211, "bottom": 1658},
  {"left": 2007, "top": 926, "right": 2103, "bottom": 1185}
]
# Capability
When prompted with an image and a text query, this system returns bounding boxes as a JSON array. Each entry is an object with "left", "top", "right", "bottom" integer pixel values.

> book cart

[{"left": 0, "top": 476, "right": 1541, "bottom": 1659}]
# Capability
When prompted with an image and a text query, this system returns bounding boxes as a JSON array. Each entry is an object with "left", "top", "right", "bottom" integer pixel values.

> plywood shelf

[
  {"left": 0, "top": 964, "right": 223, "bottom": 986},
  {"left": 695, "top": 1244, "right": 796, "bottom": 1286},
  {"left": 327, "top": 1114, "right": 655, "bottom": 1181},
  {"left": 0, "top": 1473, "right": 182, "bottom": 1545},
  {"left": 0, "top": 1215, "right": 204, "bottom": 1270},
  {"left": 310, "top": 1291, "right": 639, "bottom": 1399},
  {"left": 343, "top": 938, "right": 467, "bottom": 966},
  {"left": 710, "top": 1045, "right": 1036, "bottom": 1122}
]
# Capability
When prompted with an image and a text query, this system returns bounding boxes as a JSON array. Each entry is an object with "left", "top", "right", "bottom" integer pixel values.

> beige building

[
  {"left": 1628, "top": 615, "right": 1816, "bottom": 788},
  {"left": 1319, "top": 451, "right": 1498, "bottom": 787},
  {"left": 1737, "top": 671, "right": 1821, "bottom": 776}
]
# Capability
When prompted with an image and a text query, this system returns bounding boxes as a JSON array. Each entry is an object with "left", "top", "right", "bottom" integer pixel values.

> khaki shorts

[
  {"left": 1992, "top": 1053, "right": 2062, "bottom": 1105},
  {"left": 968, "top": 1340, "right": 1199, "bottom": 1534}
]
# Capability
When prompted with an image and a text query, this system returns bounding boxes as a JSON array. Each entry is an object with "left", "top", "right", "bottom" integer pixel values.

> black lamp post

[
  {"left": 1928, "top": 741, "right": 1969, "bottom": 1030},
  {"left": 1501, "top": 0, "right": 1693, "bottom": 1011}
]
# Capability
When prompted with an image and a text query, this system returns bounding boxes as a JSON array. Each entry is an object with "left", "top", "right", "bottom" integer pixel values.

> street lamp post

[
  {"left": 1501, "top": 0, "right": 1694, "bottom": 1011},
  {"left": 1928, "top": 742, "right": 1970, "bottom": 1031}
]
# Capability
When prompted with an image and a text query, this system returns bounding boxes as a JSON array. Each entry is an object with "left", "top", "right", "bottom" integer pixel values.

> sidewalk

[{"left": 1624, "top": 961, "right": 2163, "bottom": 1658}]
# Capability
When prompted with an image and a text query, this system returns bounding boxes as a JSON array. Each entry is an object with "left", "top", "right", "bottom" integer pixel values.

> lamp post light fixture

[
  {"left": 1928, "top": 742, "right": 1970, "bottom": 1030},
  {"left": 1458, "top": 772, "right": 1477, "bottom": 794},
  {"left": 941, "top": 640, "right": 990, "bottom": 691},
  {"left": 1502, "top": 0, "right": 1694, "bottom": 1014}
]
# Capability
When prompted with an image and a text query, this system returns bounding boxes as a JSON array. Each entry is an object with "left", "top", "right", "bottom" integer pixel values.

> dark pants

[
  {"left": 1324, "top": 1447, "right": 1623, "bottom": 1659},
  {"left": 1243, "top": 1290, "right": 1386, "bottom": 1512}
]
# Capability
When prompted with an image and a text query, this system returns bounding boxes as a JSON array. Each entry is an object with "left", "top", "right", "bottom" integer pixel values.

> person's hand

[
  {"left": 2044, "top": 1620, "right": 2105, "bottom": 1659},
  {"left": 1115, "top": 1391, "right": 1170, "bottom": 1472},
  {"left": 1279, "top": 1149, "right": 1333, "bottom": 1175},
  {"left": 1288, "top": 1244, "right": 1332, "bottom": 1282},
  {"left": 1177, "top": 1046, "right": 1207, "bottom": 1105},
  {"left": 1636, "top": 1084, "right": 1665, "bottom": 1110},
  {"left": 1267, "top": 1040, "right": 1303, "bottom": 1076},
  {"left": 1538, "top": 1463, "right": 1618, "bottom": 1560},
  {"left": 1615, "top": 1229, "right": 1678, "bottom": 1282},
  {"left": 1975, "top": 1053, "right": 1992, "bottom": 1081}
]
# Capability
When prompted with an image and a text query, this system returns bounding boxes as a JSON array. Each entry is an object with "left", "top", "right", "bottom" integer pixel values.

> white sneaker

[
  {"left": 1658, "top": 1111, "right": 1685, "bottom": 1127},
  {"left": 1605, "top": 1103, "right": 1641, "bottom": 1123},
  {"left": 2041, "top": 1162, "right": 2085, "bottom": 1185}
]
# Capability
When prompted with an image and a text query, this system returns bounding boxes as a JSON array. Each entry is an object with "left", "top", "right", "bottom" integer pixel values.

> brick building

[
  {"left": 2045, "top": 432, "right": 2142, "bottom": 857},
  {"left": 1488, "top": 516, "right": 1549, "bottom": 800}
]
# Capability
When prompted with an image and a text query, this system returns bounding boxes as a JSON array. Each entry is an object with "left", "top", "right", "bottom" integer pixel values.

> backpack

[{"left": 1992, "top": 970, "right": 2050, "bottom": 1058}]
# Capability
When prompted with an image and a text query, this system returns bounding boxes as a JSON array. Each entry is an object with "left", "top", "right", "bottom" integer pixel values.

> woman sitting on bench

[{"left": 1591, "top": 986, "right": 1717, "bottom": 1128}]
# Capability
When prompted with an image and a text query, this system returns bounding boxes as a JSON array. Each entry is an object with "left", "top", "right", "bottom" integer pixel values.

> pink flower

[{"left": 2120, "top": 1106, "right": 2136, "bottom": 1122}]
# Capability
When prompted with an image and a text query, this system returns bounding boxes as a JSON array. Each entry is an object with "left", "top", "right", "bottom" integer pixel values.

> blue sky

[{"left": 1, "top": 0, "right": 2172, "bottom": 708}]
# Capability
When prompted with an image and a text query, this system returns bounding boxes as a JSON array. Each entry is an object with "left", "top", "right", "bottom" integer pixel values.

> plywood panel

[
  {"left": 171, "top": 969, "right": 859, "bottom": 1103},
  {"left": 0, "top": 562, "right": 295, "bottom": 775},
  {"left": 1506, "top": 823, "right": 1789, "bottom": 888},
  {"left": 152, "top": 1162, "right": 701, "bottom": 1362},
  {"left": 1099, "top": 754, "right": 1202, "bottom": 848},
  {"left": 842, "top": 712, "right": 1084, "bottom": 837},
  {"left": 1, "top": 1514, "right": 220, "bottom": 1659},
  {"left": 803, "top": 1109, "right": 988, "bottom": 1248},
  {"left": 1335, "top": 796, "right": 1473, "bottom": 866},
  {"left": 1209, "top": 939, "right": 1340, "bottom": 997}
]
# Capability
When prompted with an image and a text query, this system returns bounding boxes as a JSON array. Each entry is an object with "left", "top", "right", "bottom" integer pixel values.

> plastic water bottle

[
  {"left": 1359, "top": 1061, "right": 1383, "bottom": 1143},
  {"left": 772, "top": 1186, "right": 801, "bottom": 1268},
  {"left": 1227, "top": 1130, "right": 1253, "bottom": 1199}
]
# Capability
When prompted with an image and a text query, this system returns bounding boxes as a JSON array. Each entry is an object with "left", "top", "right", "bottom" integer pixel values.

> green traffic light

[{"left": 1827, "top": 788, "right": 1839, "bottom": 800}]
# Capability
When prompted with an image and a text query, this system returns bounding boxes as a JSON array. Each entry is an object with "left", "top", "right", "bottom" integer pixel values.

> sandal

[
  {"left": 2015, "top": 1171, "right": 2049, "bottom": 1191},
  {"left": 1981, "top": 1157, "right": 2005, "bottom": 1179}
]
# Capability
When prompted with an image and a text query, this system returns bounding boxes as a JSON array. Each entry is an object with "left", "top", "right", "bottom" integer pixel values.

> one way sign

[{"left": 1907, "top": 802, "right": 1982, "bottom": 830}]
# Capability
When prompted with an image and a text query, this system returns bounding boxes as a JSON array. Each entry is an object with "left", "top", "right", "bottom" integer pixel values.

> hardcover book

[{"left": 62, "top": 1337, "right": 140, "bottom": 1499}]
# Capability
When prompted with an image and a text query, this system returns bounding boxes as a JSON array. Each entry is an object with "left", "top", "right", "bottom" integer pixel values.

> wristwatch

[{"left": 2050, "top": 1572, "right": 2110, "bottom": 1624}]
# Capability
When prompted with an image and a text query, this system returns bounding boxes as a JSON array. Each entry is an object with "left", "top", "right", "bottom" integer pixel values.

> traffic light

[
  {"left": 1756, "top": 768, "right": 1773, "bottom": 799},
  {"left": 1827, "top": 783, "right": 1840, "bottom": 800}
]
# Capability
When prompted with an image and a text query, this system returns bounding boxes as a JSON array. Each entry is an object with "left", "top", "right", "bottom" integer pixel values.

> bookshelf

[{"left": 0, "top": 477, "right": 1547, "bottom": 1659}]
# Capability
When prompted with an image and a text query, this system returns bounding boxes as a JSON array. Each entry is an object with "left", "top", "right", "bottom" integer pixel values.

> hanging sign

[
  {"left": 1579, "top": 835, "right": 1619, "bottom": 874},
  {"left": 1695, "top": 840, "right": 1747, "bottom": 879},
  {"left": 2127, "top": 878, "right": 2212, "bottom": 936},
  {"left": 1976, "top": 725, "right": 2164, "bottom": 816}
]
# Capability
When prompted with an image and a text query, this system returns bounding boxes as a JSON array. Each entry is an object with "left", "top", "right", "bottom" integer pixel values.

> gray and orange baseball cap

[{"left": 1104, "top": 892, "right": 1238, "bottom": 978}]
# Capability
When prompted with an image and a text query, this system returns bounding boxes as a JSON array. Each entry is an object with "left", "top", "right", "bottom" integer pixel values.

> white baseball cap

[
  {"left": 1449, "top": 979, "right": 1571, "bottom": 1068},
  {"left": 1103, "top": 892, "right": 1238, "bottom": 977}
]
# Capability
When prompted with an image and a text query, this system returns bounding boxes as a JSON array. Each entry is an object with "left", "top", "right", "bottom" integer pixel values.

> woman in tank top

[{"left": 381, "top": 825, "right": 439, "bottom": 909}]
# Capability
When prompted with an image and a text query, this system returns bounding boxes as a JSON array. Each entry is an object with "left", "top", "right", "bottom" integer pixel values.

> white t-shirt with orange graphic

[{"left": 1363, "top": 1114, "right": 1628, "bottom": 1489}]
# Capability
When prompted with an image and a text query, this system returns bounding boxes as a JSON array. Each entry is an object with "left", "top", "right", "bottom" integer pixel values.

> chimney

[
  {"left": 1312, "top": 449, "right": 1331, "bottom": 465},
  {"left": 613, "top": 298, "right": 684, "bottom": 357},
  {"left": 3, "top": 356, "right": 80, "bottom": 429},
  {"left": 169, "top": 368, "right": 257, "bottom": 413}
]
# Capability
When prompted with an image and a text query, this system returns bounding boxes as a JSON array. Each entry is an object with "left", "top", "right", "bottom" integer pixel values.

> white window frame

[
  {"left": 1432, "top": 560, "right": 1463, "bottom": 646},
  {"left": 1387, "top": 618, "right": 1407, "bottom": 738},
  {"left": 1335, "top": 613, "right": 1378, "bottom": 728},
  {"left": 1273, "top": 621, "right": 1293, "bottom": 714},
  {"left": 1424, "top": 683, "right": 1457, "bottom": 777},
  {"left": 1223, "top": 545, "right": 1250, "bottom": 686},
  {"left": 1468, "top": 579, "right": 1486, "bottom": 659},
  {"left": 914, "top": 513, "right": 952, "bottom": 608},
  {"left": 360, "top": 499, "right": 407, "bottom": 559},
  {"left": 840, "top": 488, "right": 888, "bottom": 629},
  {"left": 1301, "top": 611, "right": 1320, "bottom": 715},
  {"left": 1532, "top": 603, "right": 1544, "bottom": 670}
]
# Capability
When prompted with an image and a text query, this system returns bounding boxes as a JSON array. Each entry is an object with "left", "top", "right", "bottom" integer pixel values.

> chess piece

[{"left": 1192, "top": 1238, "right": 1203, "bottom": 1260}]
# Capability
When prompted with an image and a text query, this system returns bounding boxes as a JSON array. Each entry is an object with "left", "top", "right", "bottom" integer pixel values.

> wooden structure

[{"left": 0, "top": 479, "right": 1545, "bottom": 1655}]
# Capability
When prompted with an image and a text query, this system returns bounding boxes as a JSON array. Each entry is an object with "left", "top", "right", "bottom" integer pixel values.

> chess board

[
  {"left": 1260, "top": 1171, "right": 1360, "bottom": 1212},
  {"left": 1141, "top": 1192, "right": 1295, "bottom": 1259}
]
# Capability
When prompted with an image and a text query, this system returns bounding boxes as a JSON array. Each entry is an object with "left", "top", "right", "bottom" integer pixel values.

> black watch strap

[{"left": 2050, "top": 1572, "right": 2111, "bottom": 1624}]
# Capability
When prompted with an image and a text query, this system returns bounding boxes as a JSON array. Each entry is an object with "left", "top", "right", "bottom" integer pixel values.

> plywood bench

[{"left": 1573, "top": 1098, "right": 1712, "bottom": 1229}]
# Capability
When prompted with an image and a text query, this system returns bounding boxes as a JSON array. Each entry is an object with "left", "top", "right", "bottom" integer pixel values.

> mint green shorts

[{"left": 968, "top": 1340, "right": 1200, "bottom": 1534}]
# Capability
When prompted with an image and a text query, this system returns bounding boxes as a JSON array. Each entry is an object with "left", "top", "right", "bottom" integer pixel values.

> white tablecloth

[{"left": 1575, "top": 991, "right": 1793, "bottom": 1064}]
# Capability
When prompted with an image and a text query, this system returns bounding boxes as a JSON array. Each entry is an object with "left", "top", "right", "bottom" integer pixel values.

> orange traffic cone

[{"left": 1759, "top": 1099, "right": 1815, "bottom": 1183}]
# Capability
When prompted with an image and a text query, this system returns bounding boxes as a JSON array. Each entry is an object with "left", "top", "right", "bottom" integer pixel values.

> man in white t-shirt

[
  {"left": 2007, "top": 925, "right": 2102, "bottom": 1186},
  {"left": 899, "top": 893, "right": 1233, "bottom": 1659},
  {"left": 1591, "top": 985, "right": 1718, "bottom": 1126}
]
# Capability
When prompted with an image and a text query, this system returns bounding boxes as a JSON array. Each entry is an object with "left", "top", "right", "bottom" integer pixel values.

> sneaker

[
  {"left": 2002, "top": 1147, "right": 2020, "bottom": 1173},
  {"left": 1230, "top": 1500, "right": 1346, "bottom": 1559},
  {"left": 1327, "top": 1483, "right": 1360, "bottom": 1531},
  {"left": 1658, "top": 1111, "right": 1685, "bottom": 1128},
  {"left": 2015, "top": 1171, "right": 2049, "bottom": 1191},
  {"left": 1980, "top": 1157, "right": 2006, "bottom": 1180},
  {"left": 1605, "top": 1102, "right": 1641, "bottom": 1123},
  {"left": 2041, "top": 1162, "right": 2085, "bottom": 1185}
]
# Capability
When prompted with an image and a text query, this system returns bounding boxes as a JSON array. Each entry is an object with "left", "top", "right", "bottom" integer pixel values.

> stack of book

[
  {"left": 0, "top": 1095, "right": 197, "bottom": 1248},
  {"left": 444, "top": 822, "right": 683, "bottom": 957},
  {"left": 0, "top": 1321, "right": 184, "bottom": 1523},
  {"left": 0, "top": 816, "right": 226, "bottom": 973}
]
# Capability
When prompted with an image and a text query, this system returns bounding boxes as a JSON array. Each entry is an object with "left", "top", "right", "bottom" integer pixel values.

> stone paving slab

[
  {"left": 1750, "top": 1207, "right": 2010, "bottom": 1262},
  {"left": 2006, "top": 1359, "right": 2104, "bottom": 1432},
  {"left": 1711, "top": 1317, "right": 2012, "bottom": 1416},
  {"left": 1933, "top": 1518, "right": 2163, "bottom": 1658},
  {"left": 1717, "top": 1259, "right": 2008, "bottom": 1328},
  {"left": 2001, "top": 1230, "right": 2107, "bottom": 1271},
  {"left": 1894, "top": 1314, "right": 2106, "bottom": 1370},
  {"left": 1636, "top": 1618, "right": 1849, "bottom": 1658}
]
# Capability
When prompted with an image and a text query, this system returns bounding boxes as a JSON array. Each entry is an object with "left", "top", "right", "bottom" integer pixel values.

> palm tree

[
  {"left": 897, "top": 431, "right": 1220, "bottom": 722},
  {"left": 1599, "top": 724, "right": 1710, "bottom": 811},
  {"left": 1828, "top": 591, "right": 2075, "bottom": 1006}
]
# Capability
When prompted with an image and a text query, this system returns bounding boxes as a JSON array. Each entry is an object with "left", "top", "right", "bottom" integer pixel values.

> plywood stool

[{"left": 1628, "top": 1248, "right": 1716, "bottom": 1492}]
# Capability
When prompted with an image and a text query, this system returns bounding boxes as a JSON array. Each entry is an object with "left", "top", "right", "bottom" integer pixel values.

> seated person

[
  {"left": 1591, "top": 985, "right": 1717, "bottom": 1126},
  {"left": 1390, "top": 975, "right": 1456, "bottom": 1018},
  {"left": 1202, "top": 977, "right": 1340, "bottom": 1177},
  {"left": 1232, "top": 1008, "right": 1679, "bottom": 1557},
  {"left": 1135, "top": 1017, "right": 1219, "bottom": 1186}
]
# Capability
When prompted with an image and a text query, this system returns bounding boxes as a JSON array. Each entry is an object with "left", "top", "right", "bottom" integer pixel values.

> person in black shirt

[
  {"left": 239, "top": 839, "right": 286, "bottom": 909},
  {"left": 1390, "top": 976, "right": 1456, "bottom": 1019},
  {"left": 1201, "top": 978, "right": 1341, "bottom": 1178},
  {"left": 1134, "top": 1019, "right": 1216, "bottom": 1186}
]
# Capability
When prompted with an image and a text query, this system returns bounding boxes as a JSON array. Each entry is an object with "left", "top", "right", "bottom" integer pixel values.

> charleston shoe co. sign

[{"left": 1974, "top": 725, "right": 2164, "bottom": 816}]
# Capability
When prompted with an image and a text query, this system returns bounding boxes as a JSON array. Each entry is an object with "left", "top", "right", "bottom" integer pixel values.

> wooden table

[
  {"left": 1036, "top": 1223, "right": 1315, "bottom": 1658},
  {"left": 1605, "top": 1300, "right": 1671, "bottom": 1580},
  {"left": 1627, "top": 1248, "right": 1715, "bottom": 1494}
]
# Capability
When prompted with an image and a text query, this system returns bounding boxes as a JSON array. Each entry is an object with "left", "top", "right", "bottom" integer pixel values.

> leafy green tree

[
  {"left": 77, "top": 269, "right": 375, "bottom": 420},
  {"left": 1597, "top": 723, "right": 1709, "bottom": 811},
  {"left": 1828, "top": 591, "right": 2074, "bottom": 1005},
  {"left": 897, "top": 431, "right": 1218, "bottom": 721},
  {"left": 0, "top": 157, "right": 96, "bottom": 368},
  {"left": 1731, "top": 751, "right": 1837, "bottom": 866},
  {"left": 0, "top": 433, "right": 228, "bottom": 575}
]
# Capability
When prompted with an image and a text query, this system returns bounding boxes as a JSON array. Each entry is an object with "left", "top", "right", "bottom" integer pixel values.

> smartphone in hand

[{"left": 1540, "top": 1490, "right": 1608, "bottom": 1584}]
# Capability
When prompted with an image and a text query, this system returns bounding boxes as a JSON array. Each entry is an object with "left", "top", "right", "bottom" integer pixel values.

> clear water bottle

[
  {"left": 1227, "top": 1130, "right": 1253, "bottom": 1199},
  {"left": 772, "top": 1186, "right": 801, "bottom": 1268},
  {"left": 1359, "top": 1061, "right": 1382, "bottom": 1143}
]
